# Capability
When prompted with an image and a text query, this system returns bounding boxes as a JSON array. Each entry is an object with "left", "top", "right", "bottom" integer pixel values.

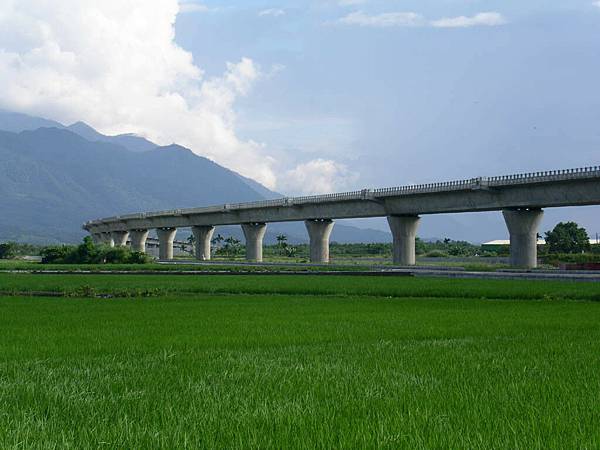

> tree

[
  {"left": 0, "top": 242, "right": 17, "bottom": 259},
  {"left": 211, "top": 234, "right": 225, "bottom": 252},
  {"left": 187, "top": 234, "right": 196, "bottom": 256},
  {"left": 276, "top": 234, "right": 288, "bottom": 255},
  {"left": 221, "top": 236, "right": 242, "bottom": 257},
  {"left": 544, "top": 222, "right": 590, "bottom": 254}
]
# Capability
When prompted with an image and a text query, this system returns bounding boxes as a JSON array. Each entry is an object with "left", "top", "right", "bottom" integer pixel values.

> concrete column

[
  {"left": 91, "top": 233, "right": 103, "bottom": 244},
  {"left": 101, "top": 232, "right": 114, "bottom": 247},
  {"left": 387, "top": 215, "right": 421, "bottom": 266},
  {"left": 157, "top": 228, "right": 177, "bottom": 260},
  {"left": 111, "top": 230, "right": 129, "bottom": 247},
  {"left": 503, "top": 208, "right": 544, "bottom": 269},
  {"left": 305, "top": 219, "right": 335, "bottom": 263},
  {"left": 130, "top": 229, "right": 149, "bottom": 253},
  {"left": 241, "top": 223, "right": 267, "bottom": 262},
  {"left": 192, "top": 225, "right": 215, "bottom": 261}
]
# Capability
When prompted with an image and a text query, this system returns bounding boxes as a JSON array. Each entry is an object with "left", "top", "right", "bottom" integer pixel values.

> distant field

[
  {"left": 0, "top": 258, "right": 512, "bottom": 273},
  {"left": 1, "top": 274, "right": 599, "bottom": 448},
  {"left": 2, "top": 273, "right": 600, "bottom": 301}
]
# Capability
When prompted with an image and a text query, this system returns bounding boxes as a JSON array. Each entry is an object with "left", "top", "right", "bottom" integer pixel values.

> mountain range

[{"left": 0, "top": 110, "right": 392, "bottom": 244}]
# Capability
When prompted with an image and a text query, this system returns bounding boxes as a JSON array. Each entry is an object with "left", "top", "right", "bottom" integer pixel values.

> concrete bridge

[{"left": 83, "top": 166, "right": 600, "bottom": 268}]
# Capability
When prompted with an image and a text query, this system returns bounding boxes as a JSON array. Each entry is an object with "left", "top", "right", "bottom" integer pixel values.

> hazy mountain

[
  {"left": 0, "top": 110, "right": 63, "bottom": 132},
  {"left": 0, "top": 110, "right": 158, "bottom": 153},
  {"left": 66, "top": 121, "right": 158, "bottom": 153},
  {"left": 0, "top": 120, "right": 392, "bottom": 244}
]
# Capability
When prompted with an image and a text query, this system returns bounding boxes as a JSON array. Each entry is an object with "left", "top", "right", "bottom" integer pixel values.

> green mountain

[{"left": 0, "top": 111, "right": 392, "bottom": 244}]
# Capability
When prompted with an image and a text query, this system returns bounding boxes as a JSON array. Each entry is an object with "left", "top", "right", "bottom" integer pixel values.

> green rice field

[{"left": 1, "top": 273, "right": 599, "bottom": 448}]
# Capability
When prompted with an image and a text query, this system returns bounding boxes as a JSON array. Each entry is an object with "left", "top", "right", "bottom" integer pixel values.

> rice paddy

[{"left": 0, "top": 273, "right": 599, "bottom": 448}]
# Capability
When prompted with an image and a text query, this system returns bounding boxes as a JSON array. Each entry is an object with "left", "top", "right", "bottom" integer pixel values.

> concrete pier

[
  {"left": 101, "top": 232, "right": 115, "bottom": 247},
  {"left": 387, "top": 215, "right": 420, "bottom": 266},
  {"left": 241, "top": 223, "right": 267, "bottom": 262},
  {"left": 192, "top": 225, "right": 215, "bottom": 261},
  {"left": 111, "top": 230, "right": 129, "bottom": 247},
  {"left": 92, "top": 233, "right": 103, "bottom": 244},
  {"left": 157, "top": 228, "right": 177, "bottom": 260},
  {"left": 305, "top": 219, "right": 335, "bottom": 263},
  {"left": 503, "top": 208, "right": 544, "bottom": 269},
  {"left": 130, "top": 229, "right": 149, "bottom": 253}
]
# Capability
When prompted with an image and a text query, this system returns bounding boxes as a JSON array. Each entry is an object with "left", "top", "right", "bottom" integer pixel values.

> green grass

[
  {"left": 1, "top": 272, "right": 600, "bottom": 301},
  {"left": 0, "top": 257, "right": 513, "bottom": 273},
  {"left": 0, "top": 274, "right": 599, "bottom": 448},
  {"left": 0, "top": 259, "right": 370, "bottom": 273}
]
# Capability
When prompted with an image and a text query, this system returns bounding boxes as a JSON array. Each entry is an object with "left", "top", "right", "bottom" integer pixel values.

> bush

[
  {"left": 40, "top": 237, "right": 151, "bottom": 265},
  {"left": 424, "top": 250, "right": 449, "bottom": 258},
  {"left": 542, "top": 253, "right": 600, "bottom": 266},
  {"left": 0, "top": 242, "right": 18, "bottom": 259},
  {"left": 41, "top": 245, "right": 75, "bottom": 263}
]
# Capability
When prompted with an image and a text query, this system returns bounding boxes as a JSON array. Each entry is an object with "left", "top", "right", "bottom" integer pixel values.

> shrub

[
  {"left": 424, "top": 250, "right": 449, "bottom": 258},
  {"left": 41, "top": 245, "right": 75, "bottom": 264},
  {"left": 0, "top": 242, "right": 18, "bottom": 259},
  {"left": 40, "top": 237, "right": 151, "bottom": 265},
  {"left": 542, "top": 253, "right": 600, "bottom": 266}
]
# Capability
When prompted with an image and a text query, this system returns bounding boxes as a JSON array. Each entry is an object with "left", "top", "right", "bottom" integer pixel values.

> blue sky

[
  {"left": 172, "top": 0, "right": 600, "bottom": 240},
  {"left": 176, "top": 0, "right": 600, "bottom": 189}
]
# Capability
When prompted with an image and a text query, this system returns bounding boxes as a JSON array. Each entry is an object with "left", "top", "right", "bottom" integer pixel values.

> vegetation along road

[{"left": 1, "top": 273, "right": 599, "bottom": 448}]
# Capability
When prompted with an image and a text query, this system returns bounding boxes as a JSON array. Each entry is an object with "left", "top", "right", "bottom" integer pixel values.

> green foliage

[
  {"left": 0, "top": 241, "right": 44, "bottom": 259},
  {"left": 542, "top": 253, "right": 600, "bottom": 265},
  {"left": 0, "top": 242, "right": 17, "bottom": 259},
  {"left": 417, "top": 238, "right": 484, "bottom": 257},
  {"left": 424, "top": 250, "right": 449, "bottom": 258},
  {"left": 40, "top": 245, "right": 74, "bottom": 264},
  {"left": 214, "top": 236, "right": 243, "bottom": 257},
  {"left": 40, "top": 237, "right": 150, "bottom": 264},
  {"left": 545, "top": 222, "right": 590, "bottom": 254},
  {"left": 275, "top": 234, "right": 297, "bottom": 257}
]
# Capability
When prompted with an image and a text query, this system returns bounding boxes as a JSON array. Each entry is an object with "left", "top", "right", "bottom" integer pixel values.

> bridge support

[
  {"left": 111, "top": 230, "right": 129, "bottom": 247},
  {"left": 241, "top": 223, "right": 267, "bottom": 262},
  {"left": 192, "top": 225, "right": 215, "bottom": 261},
  {"left": 387, "top": 215, "right": 420, "bottom": 266},
  {"left": 503, "top": 208, "right": 544, "bottom": 269},
  {"left": 91, "top": 233, "right": 103, "bottom": 244},
  {"left": 130, "top": 229, "right": 149, "bottom": 253},
  {"left": 101, "top": 232, "right": 115, "bottom": 247},
  {"left": 157, "top": 228, "right": 177, "bottom": 260},
  {"left": 305, "top": 219, "right": 335, "bottom": 263}
]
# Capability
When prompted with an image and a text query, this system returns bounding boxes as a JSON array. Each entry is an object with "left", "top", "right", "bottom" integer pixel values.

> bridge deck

[{"left": 84, "top": 166, "right": 600, "bottom": 232}]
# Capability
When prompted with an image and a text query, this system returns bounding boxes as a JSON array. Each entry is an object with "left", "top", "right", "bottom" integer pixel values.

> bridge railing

[
  {"left": 487, "top": 166, "right": 600, "bottom": 186},
  {"left": 83, "top": 165, "right": 600, "bottom": 228}
]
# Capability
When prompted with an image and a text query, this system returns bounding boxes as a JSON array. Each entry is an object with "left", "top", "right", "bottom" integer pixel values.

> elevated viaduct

[{"left": 83, "top": 166, "right": 600, "bottom": 268}]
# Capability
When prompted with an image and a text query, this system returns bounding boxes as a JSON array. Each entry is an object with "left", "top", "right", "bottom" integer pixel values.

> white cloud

[
  {"left": 430, "top": 12, "right": 506, "bottom": 28},
  {"left": 258, "top": 8, "right": 285, "bottom": 17},
  {"left": 179, "top": 2, "right": 209, "bottom": 13},
  {"left": 0, "top": 0, "right": 279, "bottom": 188},
  {"left": 335, "top": 10, "right": 506, "bottom": 29},
  {"left": 594, "top": 1, "right": 600, "bottom": 8},
  {"left": 338, "top": 11, "right": 424, "bottom": 27},
  {"left": 280, "top": 159, "right": 359, "bottom": 195}
]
